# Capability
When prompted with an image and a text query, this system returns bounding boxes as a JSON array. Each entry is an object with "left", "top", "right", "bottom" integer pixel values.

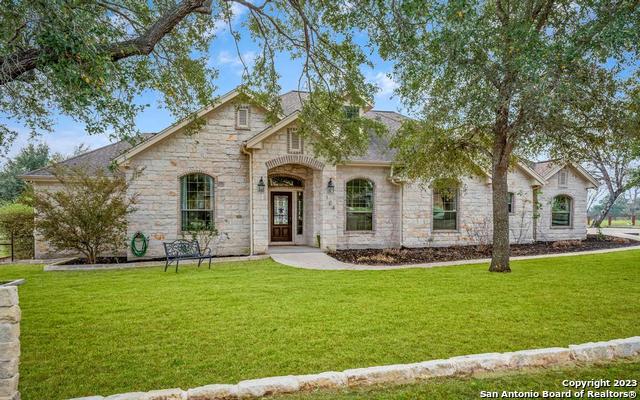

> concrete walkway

[{"left": 269, "top": 233, "right": 640, "bottom": 271}]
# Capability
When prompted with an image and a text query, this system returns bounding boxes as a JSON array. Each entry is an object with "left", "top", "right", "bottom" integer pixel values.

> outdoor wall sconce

[
  {"left": 257, "top": 177, "right": 265, "bottom": 193},
  {"left": 327, "top": 178, "right": 335, "bottom": 193}
]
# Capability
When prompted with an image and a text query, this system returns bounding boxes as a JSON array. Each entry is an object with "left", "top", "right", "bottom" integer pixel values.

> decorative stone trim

[
  {"left": 265, "top": 155, "right": 324, "bottom": 171},
  {"left": 69, "top": 336, "right": 640, "bottom": 400},
  {"left": 0, "top": 286, "right": 20, "bottom": 400}
]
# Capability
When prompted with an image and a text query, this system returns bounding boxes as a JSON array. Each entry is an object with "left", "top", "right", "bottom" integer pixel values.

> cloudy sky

[{"left": 0, "top": 5, "right": 402, "bottom": 161}]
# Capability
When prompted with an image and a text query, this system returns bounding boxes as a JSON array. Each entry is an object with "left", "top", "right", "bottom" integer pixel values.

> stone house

[{"left": 23, "top": 88, "right": 598, "bottom": 259}]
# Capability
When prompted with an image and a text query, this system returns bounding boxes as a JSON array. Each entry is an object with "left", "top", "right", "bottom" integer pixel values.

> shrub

[
  {"left": 0, "top": 203, "right": 34, "bottom": 259},
  {"left": 28, "top": 166, "right": 137, "bottom": 264},
  {"left": 356, "top": 253, "right": 394, "bottom": 264},
  {"left": 610, "top": 237, "right": 630, "bottom": 244},
  {"left": 551, "top": 240, "right": 583, "bottom": 249}
]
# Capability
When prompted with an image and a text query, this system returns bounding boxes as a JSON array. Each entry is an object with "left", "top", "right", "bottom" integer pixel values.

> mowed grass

[
  {"left": 606, "top": 219, "right": 640, "bottom": 228},
  {"left": 276, "top": 360, "right": 640, "bottom": 400},
  {"left": 0, "top": 250, "right": 639, "bottom": 399}
]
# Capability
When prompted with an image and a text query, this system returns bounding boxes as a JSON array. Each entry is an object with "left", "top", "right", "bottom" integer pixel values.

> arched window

[
  {"left": 180, "top": 173, "right": 214, "bottom": 231},
  {"left": 552, "top": 195, "right": 572, "bottom": 227},
  {"left": 268, "top": 176, "right": 303, "bottom": 187},
  {"left": 346, "top": 179, "right": 374, "bottom": 231}
]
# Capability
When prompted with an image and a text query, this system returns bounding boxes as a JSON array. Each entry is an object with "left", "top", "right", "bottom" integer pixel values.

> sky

[{"left": 0, "top": 5, "right": 402, "bottom": 162}]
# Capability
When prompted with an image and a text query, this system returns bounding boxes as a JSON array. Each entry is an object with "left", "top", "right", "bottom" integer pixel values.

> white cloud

[
  {"left": 371, "top": 72, "right": 399, "bottom": 96},
  {"left": 211, "top": 50, "right": 257, "bottom": 76},
  {"left": 206, "top": 2, "right": 247, "bottom": 37},
  {"left": 1, "top": 125, "right": 111, "bottom": 164}
]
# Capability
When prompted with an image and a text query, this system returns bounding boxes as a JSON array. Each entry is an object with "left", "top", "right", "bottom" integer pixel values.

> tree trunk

[
  {"left": 591, "top": 189, "right": 624, "bottom": 227},
  {"left": 489, "top": 133, "right": 511, "bottom": 272}
]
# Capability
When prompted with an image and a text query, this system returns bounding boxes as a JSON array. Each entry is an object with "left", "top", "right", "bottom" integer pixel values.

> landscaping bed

[
  {"left": 58, "top": 256, "right": 164, "bottom": 265},
  {"left": 329, "top": 235, "right": 637, "bottom": 265}
]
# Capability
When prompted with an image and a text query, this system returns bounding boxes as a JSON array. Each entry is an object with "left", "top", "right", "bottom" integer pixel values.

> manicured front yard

[{"left": 1, "top": 250, "right": 639, "bottom": 399}]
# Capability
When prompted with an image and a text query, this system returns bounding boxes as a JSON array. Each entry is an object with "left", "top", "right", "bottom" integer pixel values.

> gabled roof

[
  {"left": 21, "top": 133, "right": 155, "bottom": 181},
  {"left": 532, "top": 160, "right": 599, "bottom": 188},
  {"left": 279, "top": 91, "right": 309, "bottom": 116},
  {"left": 114, "top": 89, "right": 243, "bottom": 164},
  {"left": 246, "top": 94, "right": 407, "bottom": 162},
  {"left": 516, "top": 162, "right": 547, "bottom": 186},
  {"left": 246, "top": 111, "right": 300, "bottom": 149}
]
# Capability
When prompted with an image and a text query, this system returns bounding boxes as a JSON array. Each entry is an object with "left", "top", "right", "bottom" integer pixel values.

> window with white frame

[
  {"left": 236, "top": 106, "right": 249, "bottom": 129},
  {"left": 287, "top": 127, "right": 303, "bottom": 154}
]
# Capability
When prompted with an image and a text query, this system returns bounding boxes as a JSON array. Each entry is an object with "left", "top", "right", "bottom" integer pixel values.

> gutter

[{"left": 241, "top": 144, "right": 254, "bottom": 256}]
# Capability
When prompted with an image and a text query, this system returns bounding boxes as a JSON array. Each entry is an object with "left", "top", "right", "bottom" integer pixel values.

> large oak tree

[
  {"left": 330, "top": 0, "right": 640, "bottom": 272},
  {"left": 0, "top": 0, "right": 378, "bottom": 157}
]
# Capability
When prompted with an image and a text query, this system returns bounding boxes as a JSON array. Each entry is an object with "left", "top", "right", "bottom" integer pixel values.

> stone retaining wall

[
  {"left": 71, "top": 336, "right": 640, "bottom": 400},
  {"left": 0, "top": 286, "right": 20, "bottom": 400}
]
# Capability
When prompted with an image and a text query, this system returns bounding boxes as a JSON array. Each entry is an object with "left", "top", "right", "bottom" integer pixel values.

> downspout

[
  {"left": 241, "top": 144, "right": 254, "bottom": 255},
  {"left": 389, "top": 165, "right": 404, "bottom": 247},
  {"left": 532, "top": 185, "right": 540, "bottom": 242}
]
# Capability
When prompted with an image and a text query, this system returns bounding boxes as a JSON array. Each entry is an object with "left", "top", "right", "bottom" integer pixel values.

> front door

[{"left": 271, "top": 192, "right": 292, "bottom": 242}]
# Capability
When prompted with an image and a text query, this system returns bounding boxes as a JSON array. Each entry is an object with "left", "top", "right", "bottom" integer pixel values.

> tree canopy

[
  {"left": 0, "top": 0, "right": 377, "bottom": 159},
  {"left": 321, "top": 0, "right": 640, "bottom": 271},
  {"left": 0, "top": 142, "right": 50, "bottom": 203}
]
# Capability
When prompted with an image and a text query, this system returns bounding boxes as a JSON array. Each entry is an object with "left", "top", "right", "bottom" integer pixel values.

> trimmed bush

[{"left": 0, "top": 203, "right": 34, "bottom": 259}]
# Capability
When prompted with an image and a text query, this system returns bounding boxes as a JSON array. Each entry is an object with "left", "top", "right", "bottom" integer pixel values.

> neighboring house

[{"left": 23, "top": 88, "right": 598, "bottom": 259}]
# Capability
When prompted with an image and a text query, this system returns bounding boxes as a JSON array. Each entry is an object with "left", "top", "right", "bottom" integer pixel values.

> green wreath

[{"left": 130, "top": 231, "right": 148, "bottom": 257}]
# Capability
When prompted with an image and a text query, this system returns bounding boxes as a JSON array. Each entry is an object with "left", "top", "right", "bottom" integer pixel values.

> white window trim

[
  {"left": 287, "top": 127, "right": 303, "bottom": 154},
  {"left": 236, "top": 105, "right": 250, "bottom": 129}
]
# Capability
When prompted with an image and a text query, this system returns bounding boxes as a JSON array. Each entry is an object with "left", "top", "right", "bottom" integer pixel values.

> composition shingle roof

[
  {"left": 22, "top": 134, "right": 155, "bottom": 178},
  {"left": 531, "top": 160, "right": 559, "bottom": 178},
  {"left": 23, "top": 91, "right": 408, "bottom": 178}
]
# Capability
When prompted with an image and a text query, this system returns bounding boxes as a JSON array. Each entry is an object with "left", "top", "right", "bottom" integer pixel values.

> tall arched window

[
  {"left": 180, "top": 173, "right": 214, "bottom": 231},
  {"left": 552, "top": 195, "right": 572, "bottom": 227},
  {"left": 346, "top": 179, "right": 374, "bottom": 231}
]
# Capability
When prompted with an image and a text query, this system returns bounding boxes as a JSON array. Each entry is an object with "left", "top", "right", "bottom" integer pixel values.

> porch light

[
  {"left": 257, "top": 177, "right": 266, "bottom": 193},
  {"left": 327, "top": 178, "right": 335, "bottom": 193}
]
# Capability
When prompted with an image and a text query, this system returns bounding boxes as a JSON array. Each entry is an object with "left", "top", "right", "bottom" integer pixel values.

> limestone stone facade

[
  {"left": 0, "top": 286, "right": 20, "bottom": 400},
  {"left": 24, "top": 88, "right": 597, "bottom": 259}
]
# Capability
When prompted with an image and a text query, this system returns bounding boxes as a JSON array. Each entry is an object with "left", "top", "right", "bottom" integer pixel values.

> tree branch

[{"left": 0, "top": 0, "right": 213, "bottom": 86}]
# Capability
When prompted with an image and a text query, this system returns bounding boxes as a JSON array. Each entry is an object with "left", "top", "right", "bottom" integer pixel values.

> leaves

[{"left": 26, "top": 165, "right": 137, "bottom": 264}]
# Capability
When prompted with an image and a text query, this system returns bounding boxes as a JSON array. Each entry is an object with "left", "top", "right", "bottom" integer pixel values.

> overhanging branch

[{"left": 0, "top": 0, "right": 213, "bottom": 86}]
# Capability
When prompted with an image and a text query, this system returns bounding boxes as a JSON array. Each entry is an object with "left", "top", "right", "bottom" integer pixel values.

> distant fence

[
  {"left": 587, "top": 215, "right": 637, "bottom": 227},
  {"left": 0, "top": 232, "right": 14, "bottom": 262}
]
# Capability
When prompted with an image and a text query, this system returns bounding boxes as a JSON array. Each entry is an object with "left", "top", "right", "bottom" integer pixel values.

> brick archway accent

[{"left": 265, "top": 154, "right": 325, "bottom": 170}]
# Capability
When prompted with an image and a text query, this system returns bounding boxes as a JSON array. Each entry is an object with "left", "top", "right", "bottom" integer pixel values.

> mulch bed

[
  {"left": 329, "top": 235, "right": 638, "bottom": 265},
  {"left": 59, "top": 256, "right": 165, "bottom": 265}
]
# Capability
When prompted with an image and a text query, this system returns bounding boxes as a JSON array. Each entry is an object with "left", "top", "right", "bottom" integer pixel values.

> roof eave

[
  {"left": 246, "top": 111, "right": 300, "bottom": 149},
  {"left": 114, "top": 88, "right": 242, "bottom": 164}
]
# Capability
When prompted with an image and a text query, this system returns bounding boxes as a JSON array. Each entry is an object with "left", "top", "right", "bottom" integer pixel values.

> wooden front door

[{"left": 271, "top": 192, "right": 292, "bottom": 242}]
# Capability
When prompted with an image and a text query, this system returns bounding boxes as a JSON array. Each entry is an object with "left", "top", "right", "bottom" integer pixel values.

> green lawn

[
  {"left": 0, "top": 250, "right": 639, "bottom": 399},
  {"left": 276, "top": 360, "right": 640, "bottom": 399},
  {"left": 604, "top": 219, "right": 640, "bottom": 228}
]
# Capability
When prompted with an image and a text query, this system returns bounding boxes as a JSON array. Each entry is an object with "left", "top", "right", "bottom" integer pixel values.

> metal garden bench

[{"left": 162, "top": 239, "right": 213, "bottom": 272}]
